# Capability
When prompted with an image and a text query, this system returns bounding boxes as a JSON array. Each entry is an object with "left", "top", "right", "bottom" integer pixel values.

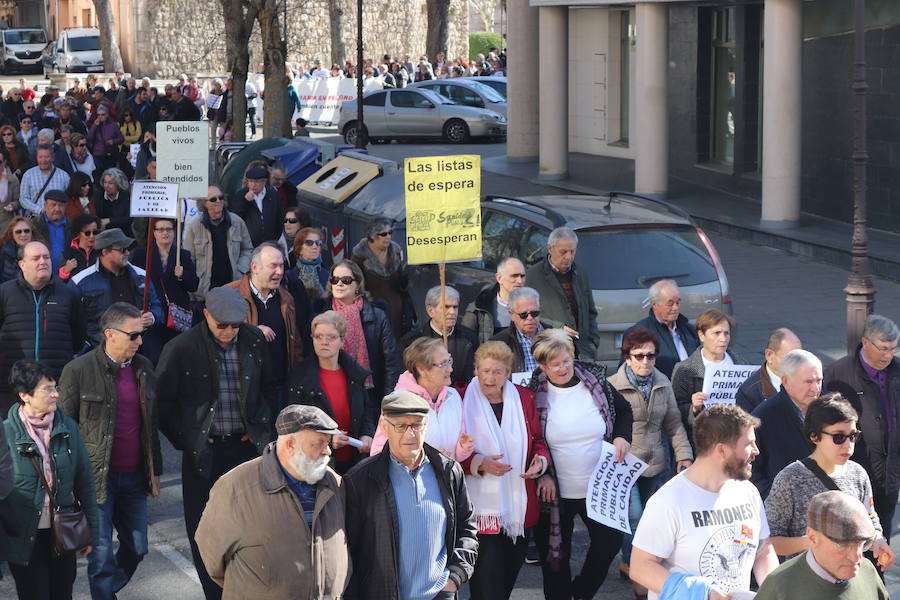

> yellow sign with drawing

[{"left": 404, "top": 155, "right": 482, "bottom": 265}]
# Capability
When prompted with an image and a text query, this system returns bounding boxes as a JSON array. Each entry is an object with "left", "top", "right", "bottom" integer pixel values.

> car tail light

[{"left": 695, "top": 227, "right": 731, "bottom": 305}]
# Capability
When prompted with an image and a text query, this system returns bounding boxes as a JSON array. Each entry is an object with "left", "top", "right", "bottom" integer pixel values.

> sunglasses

[
  {"left": 13, "top": 228, "right": 31, "bottom": 234},
  {"left": 376, "top": 230, "right": 394, "bottom": 237},
  {"left": 215, "top": 322, "right": 242, "bottom": 330},
  {"left": 820, "top": 431, "right": 861, "bottom": 445},
  {"left": 206, "top": 195, "right": 224, "bottom": 203},
  {"left": 112, "top": 328, "right": 144, "bottom": 341},
  {"left": 515, "top": 310, "right": 541, "bottom": 320},
  {"left": 630, "top": 352, "right": 657, "bottom": 362},
  {"left": 304, "top": 239, "right": 323, "bottom": 247},
  {"left": 76, "top": 143, "right": 87, "bottom": 147},
  {"left": 284, "top": 217, "right": 299, "bottom": 224},
  {"left": 81, "top": 230, "right": 97, "bottom": 236},
  {"left": 1, "top": 133, "right": 13, "bottom": 137},
  {"left": 330, "top": 276, "right": 356, "bottom": 286}
]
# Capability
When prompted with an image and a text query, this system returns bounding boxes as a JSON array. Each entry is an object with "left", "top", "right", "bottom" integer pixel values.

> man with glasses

[
  {"left": 345, "top": 390, "right": 478, "bottom": 600},
  {"left": 157, "top": 285, "right": 277, "bottom": 600},
  {"left": 183, "top": 185, "right": 254, "bottom": 304},
  {"left": 19, "top": 144, "right": 71, "bottom": 215},
  {"left": 463, "top": 256, "right": 527, "bottom": 345},
  {"left": 490, "top": 286, "right": 549, "bottom": 375},
  {"left": 2, "top": 88, "right": 22, "bottom": 124},
  {"left": 755, "top": 491, "right": 888, "bottom": 599},
  {"left": 71, "top": 227, "right": 162, "bottom": 347},
  {"left": 58, "top": 302, "right": 162, "bottom": 600},
  {"left": 825, "top": 314, "right": 900, "bottom": 542},
  {"left": 0, "top": 240, "right": 85, "bottom": 413}
]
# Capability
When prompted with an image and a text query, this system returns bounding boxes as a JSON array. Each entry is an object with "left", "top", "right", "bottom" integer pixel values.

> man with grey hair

[
  {"left": 751, "top": 349, "right": 823, "bottom": 499},
  {"left": 400, "top": 284, "right": 477, "bottom": 385},
  {"left": 463, "top": 256, "right": 526, "bottom": 345},
  {"left": 491, "top": 286, "right": 550, "bottom": 374},
  {"left": 824, "top": 313, "right": 900, "bottom": 541},
  {"left": 624, "top": 279, "right": 701, "bottom": 378},
  {"left": 736, "top": 328, "right": 803, "bottom": 413},
  {"left": 36, "top": 126, "right": 74, "bottom": 174},
  {"left": 526, "top": 226, "right": 599, "bottom": 359},
  {"left": 19, "top": 143, "right": 71, "bottom": 214}
]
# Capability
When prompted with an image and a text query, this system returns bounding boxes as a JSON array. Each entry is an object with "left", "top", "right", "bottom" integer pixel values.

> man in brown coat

[{"left": 196, "top": 404, "right": 350, "bottom": 600}]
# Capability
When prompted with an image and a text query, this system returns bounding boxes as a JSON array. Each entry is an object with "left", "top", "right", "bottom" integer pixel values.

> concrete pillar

[
  {"left": 634, "top": 3, "right": 668, "bottom": 196},
  {"left": 760, "top": 0, "right": 802, "bottom": 228},
  {"left": 506, "top": 0, "right": 539, "bottom": 161},
  {"left": 538, "top": 6, "right": 568, "bottom": 180}
]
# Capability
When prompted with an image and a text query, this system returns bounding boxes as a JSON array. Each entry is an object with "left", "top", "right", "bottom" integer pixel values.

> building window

[
  {"left": 711, "top": 7, "right": 736, "bottom": 165},
  {"left": 619, "top": 11, "right": 632, "bottom": 145}
]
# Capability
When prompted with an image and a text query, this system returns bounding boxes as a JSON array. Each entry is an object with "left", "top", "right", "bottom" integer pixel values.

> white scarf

[
  {"left": 424, "top": 386, "right": 464, "bottom": 459},
  {"left": 463, "top": 378, "right": 528, "bottom": 539}
]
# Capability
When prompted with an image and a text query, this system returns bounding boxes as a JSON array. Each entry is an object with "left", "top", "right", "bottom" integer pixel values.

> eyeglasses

[
  {"left": 76, "top": 143, "right": 87, "bottom": 147},
  {"left": 206, "top": 195, "right": 224, "bottom": 203},
  {"left": 154, "top": 227, "right": 174, "bottom": 233},
  {"left": 382, "top": 417, "right": 426, "bottom": 434},
  {"left": 112, "top": 328, "right": 144, "bottom": 341},
  {"left": 109, "top": 247, "right": 130, "bottom": 254},
  {"left": 330, "top": 276, "right": 355, "bottom": 286},
  {"left": 313, "top": 333, "right": 340, "bottom": 343},
  {"left": 1, "top": 133, "right": 13, "bottom": 137},
  {"left": 284, "top": 217, "right": 299, "bottom": 224},
  {"left": 630, "top": 352, "right": 657, "bottom": 362},
  {"left": 376, "top": 230, "right": 394, "bottom": 237},
  {"left": 81, "top": 230, "right": 97, "bottom": 236},
  {"left": 433, "top": 358, "right": 454, "bottom": 370},
  {"left": 515, "top": 310, "right": 541, "bottom": 320},
  {"left": 304, "top": 239, "right": 323, "bottom": 247},
  {"left": 215, "top": 322, "right": 242, "bottom": 330},
  {"left": 820, "top": 430, "right": 861, "bottom": 445},
  {"left": 36, "top": 385, "right": 59, "bottom": 395},
  {"left": 13, "top": 228, "right": 31, "bottom": 234},
  {"left": 865, "top": 338, "right": 899, "bottom": 355}
]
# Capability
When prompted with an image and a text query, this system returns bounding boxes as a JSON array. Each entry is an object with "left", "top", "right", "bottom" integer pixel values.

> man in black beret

[{"left": 230, "top": 164, "right": 282, "bottom": 247}]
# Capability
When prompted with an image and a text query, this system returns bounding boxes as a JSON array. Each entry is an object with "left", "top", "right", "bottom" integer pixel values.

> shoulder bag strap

[
  {"left": 30, "top": 454, "right": 57, "bottom": 518},
  {"left": 801, "top": 457, "right": 841, "bottom": 491}
]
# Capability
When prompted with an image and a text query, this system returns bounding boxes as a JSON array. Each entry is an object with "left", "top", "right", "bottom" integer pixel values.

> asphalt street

[{"left": 1, "top": 130, "right": 899, "bottom": 598}]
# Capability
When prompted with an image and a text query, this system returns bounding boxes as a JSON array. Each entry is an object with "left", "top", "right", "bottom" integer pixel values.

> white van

[
  {"left": 45, "top": 28, "right": 103, "bottom": 74},
  {"left": 0, "top": 28, "right": 48, "bottom": 74}
]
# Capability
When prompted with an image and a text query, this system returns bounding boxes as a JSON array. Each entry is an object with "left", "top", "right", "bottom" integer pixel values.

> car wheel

[
  {"left": 443, "top": 119, "right": 470, "bottom": 144},
  {"left": 343, "top": 122, "right": 368, "bottom": 146}
]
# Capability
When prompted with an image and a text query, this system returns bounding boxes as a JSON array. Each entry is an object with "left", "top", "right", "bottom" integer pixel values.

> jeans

[
  {"left": 8, "top": 529, "right": 77, "bottom": 600},
  {"left": 621, "top": 470, "right": 671, "bottom": 564},
  {"left": 87, "top": 471, "right": 149, "bottom": 600},
  {"left": 469, "top": 532, "right": 526, "bottom": 600}
]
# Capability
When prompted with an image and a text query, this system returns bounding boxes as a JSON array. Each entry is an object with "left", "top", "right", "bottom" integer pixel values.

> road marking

[{"left": 155, "top": 542, "right": 200, "bottom": 584}]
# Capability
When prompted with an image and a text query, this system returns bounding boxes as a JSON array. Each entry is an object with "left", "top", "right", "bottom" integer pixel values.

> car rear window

[
  {"left": 68, "top": 36, "right": 100, "bottom": 52},
  {"left": 576, "top": 227, "right": 718, "bottom": 290}
]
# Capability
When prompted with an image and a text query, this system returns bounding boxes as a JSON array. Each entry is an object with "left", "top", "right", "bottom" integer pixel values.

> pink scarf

[
  {"left": 333, "top": 296, "right": 373, "bottom": 388},
  {"left": 20, "top": 405, "right": 54, "bottom": 514},
  {"left": 396, "top": 370, "right": 447, "bottom": 411}
]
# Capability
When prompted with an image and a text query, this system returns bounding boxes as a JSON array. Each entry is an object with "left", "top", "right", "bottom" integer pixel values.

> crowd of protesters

[{"left": 0, "top": 64, "right": 893, "bottom": 600}]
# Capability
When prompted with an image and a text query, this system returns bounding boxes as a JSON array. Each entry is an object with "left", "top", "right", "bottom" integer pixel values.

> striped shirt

[
  {"left": 209, "top": 336, "right": 244, "bottom": 435},
  {"left": 19, "top": 165, "right": 70, "bottom": 214}
]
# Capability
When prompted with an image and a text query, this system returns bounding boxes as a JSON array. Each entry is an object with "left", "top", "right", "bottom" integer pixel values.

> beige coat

[
  {"left": 195, "top": 443, "right": 350, "bottom": 599},
  {"left": 182, "top": 210, "right": 253, "bottom": 301},
  {"left": 608, "top": 364, "right": 694, "bottom": 477}
]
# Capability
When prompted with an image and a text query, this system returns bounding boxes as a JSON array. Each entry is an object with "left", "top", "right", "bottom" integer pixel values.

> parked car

[
  {"left": 338, "top": 88, "right": 506, "bottom": 145},
  {"left": 409, "top": 78, "right": 507, "bottom": 117},
  {"left": 461, "top": 76, "right": 507, "bottom": 99},
  {"left": 295, "top": 167, "right": 731, "bottom": 360},
  {"left": 43, "top": 28, "right": 103, "bottom": 74},
  {"left": 0, "top": 28, "right": 47, "bottom": 74}
]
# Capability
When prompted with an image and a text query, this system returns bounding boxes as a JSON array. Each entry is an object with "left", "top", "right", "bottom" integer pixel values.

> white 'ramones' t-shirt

[{"left": 632, "top": 472, "right": 769, "bottom": 600}]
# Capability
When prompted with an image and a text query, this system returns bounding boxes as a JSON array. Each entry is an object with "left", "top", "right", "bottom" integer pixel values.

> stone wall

[{"left": 132, "top": 0, "right": 469, "bottom": 79}]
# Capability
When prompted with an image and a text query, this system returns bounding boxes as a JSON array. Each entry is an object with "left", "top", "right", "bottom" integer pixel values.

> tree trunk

[
  {"left": 220, "top": 0, "right": 258, "bottom": 142},
  {"left": 426, "top": 0, "right": 451, "bottom": 61},
  {"left": 257, "top": 0, "right": 291, "bottom": 138},
  {"left": 328, "top": 0, "right": 347, "bottom": 67},
  {"left": 92, "top": 0, "right": 124, "bottom": 72}
]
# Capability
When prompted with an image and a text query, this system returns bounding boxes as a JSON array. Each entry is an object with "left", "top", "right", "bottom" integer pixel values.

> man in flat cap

[
  {"left": 196, "top": 404, "right": 350, "bottom": 599},
  {"left": 156, "top": 285, "right": 277, "bottom": 600},
  {"left": 230, "top": 164, "right": 282, "bottom": 247},
  {"left": 344, "top": 391, "right": 478, "bottom": 600},
  {"left": 756, "top": 490, "right": 889, "bottom": 599}
]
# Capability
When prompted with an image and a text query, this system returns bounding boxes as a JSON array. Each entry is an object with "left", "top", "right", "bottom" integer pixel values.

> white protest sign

[
  {"left": 586, "top": 441, "right": 649, "bottom": 534},
  {"left": 206, "top": 93, "right": 222, "bottom": 110},
  {"left": 129, "top": 143, "right": 141, "bottom": 168},
  {"left": 130, "top": 180, "right": 179, "bottom": 218},
  {"left": 294, "top": 78, "right": 383, "bottom": 123},
  {"left": 701, "top": 364, "right": 758, "bottom": 407},
  {"left": 511, "top": 372, "right": 532, "bottom": 386},
  {"left": 157, "top": 121, "right": 208, "bottom": 198}
]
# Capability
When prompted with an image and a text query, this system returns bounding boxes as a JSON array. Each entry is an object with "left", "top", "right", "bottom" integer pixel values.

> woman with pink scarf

[{"left": 3, "top": 360, "right": 99, "bottom": 599}]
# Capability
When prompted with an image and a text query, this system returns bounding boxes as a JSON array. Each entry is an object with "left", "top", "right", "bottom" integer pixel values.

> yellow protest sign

[{"left": 404, "top": 155, "right": 482, "bottom": 265}]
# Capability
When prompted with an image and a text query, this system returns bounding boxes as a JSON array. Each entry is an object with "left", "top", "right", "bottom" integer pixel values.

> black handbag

[{"left": 30, "top": 456, "right": 92, "bottom": 557}]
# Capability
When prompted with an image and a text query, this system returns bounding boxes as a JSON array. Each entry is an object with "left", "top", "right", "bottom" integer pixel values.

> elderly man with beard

[
  {"left": 195, "top": 404, "right": 349, "bottom": 600},
  {"left": 630, "top": 404, "right": 778, "bottom": 600}
]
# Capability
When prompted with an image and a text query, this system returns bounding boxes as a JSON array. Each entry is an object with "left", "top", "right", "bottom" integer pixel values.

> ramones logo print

[{"left": 697, "top": 526, "right": 756, "bottom": 592}]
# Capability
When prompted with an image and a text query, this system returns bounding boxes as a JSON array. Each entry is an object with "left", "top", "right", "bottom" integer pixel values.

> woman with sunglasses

[
  {"left": 288, "top": 226, "right": 328, "bottom": 297},
  {"left": 0, "top": 216, "right": 39, "bottom": 283},
  {"left": 315, "top": 259, "right": 401, "bottom": 415},
  {"left": 608, "top": 327, "right": 693, "bottom": 599},
  {"left": 16, "top": 114, "right": 37, "bottom": 160},
  {"left": 277, "top": 207, "right": 305, "bottom": 269},
  {"left": 0, "top": 124, "right": 33, "bottom": 178},
  {"left": 0, "top": 151, "right": 20, "bottom": 232},
  {"left": 350, "top": 217, "right": 412, "bottom": 339},
  {"left": 119, "top": 109, "right": 142, "bottom": 153},
  {"left": 67, "top": 132, "right": 97, "bottom": 179},
  {"left": 63, "top": 171, "right": 96, "bottom": 221},
  {"left": 58, "top": 214, "right": 101, "bottom": 280},
  {"left": 765, "top": 393, "right": 895, "bottom": 569}
]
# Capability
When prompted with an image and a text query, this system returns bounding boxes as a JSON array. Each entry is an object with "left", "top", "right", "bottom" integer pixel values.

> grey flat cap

[
  {"left": 381, "top": 390, "right": 430, "bottom": 417},
  {"left": 205, "top": 286, "right": 248, "bottom": 323},
  {"left": 276, "top": 404, "right": 341, "bottom": 436},
  {"left": 95, "top": 228, "right": 135, "bottom": 250},
  {"left": 807, "top": 490, "right": 877, "bottom": 543}
]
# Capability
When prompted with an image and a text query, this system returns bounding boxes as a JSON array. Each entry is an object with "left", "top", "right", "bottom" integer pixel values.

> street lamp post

[
  {"left": 845, "top": 0, "right": 875, "bottom": 353},
  {"left": 355, "top": 0, "right": 367, "bottom": 149}
]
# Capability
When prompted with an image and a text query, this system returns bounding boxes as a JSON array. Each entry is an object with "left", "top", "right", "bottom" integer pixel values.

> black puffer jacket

[{"left": 0, "top": 275, "right": 86, "bottom": 395}]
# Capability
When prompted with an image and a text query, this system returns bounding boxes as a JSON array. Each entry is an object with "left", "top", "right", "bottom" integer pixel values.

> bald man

[{"left": 736, "top": 328, "right": 803, "bottom": 413}]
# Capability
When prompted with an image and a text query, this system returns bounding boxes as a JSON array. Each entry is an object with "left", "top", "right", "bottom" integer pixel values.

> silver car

[
  {"left": 459, "top": 76, "right": 507, "bottom": 99},
  {"left": 409, "top": 79, "right": 507, "bottom": 118},
  {"left": 338, "top": 88, "right": 507, "bottom": 145}
]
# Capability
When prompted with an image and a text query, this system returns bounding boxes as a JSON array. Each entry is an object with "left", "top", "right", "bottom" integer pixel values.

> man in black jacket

[
  {"left": 462, "top": 257, "right": 526, "bottom": 345},
  {"left": 735, "top": 328, "right": 802, "bottom": 413},
  {"left": 490, "top": 286, "right": 549, "bottom": 375},
  {"left": 230, "top": 166, "right": 282, "bottom": 247},
  {"left": 623, "top": 279, "right": 700, "bottom": 378},
  {"left": 0, "top": 241, "right": 85, "bottom": 413},
  {"left": 824, "top": 314, "right": 900, "bottom": 540},
  {"left": 156, "top": 286, "right": 277, "bottom": 600},
  {"left": 344, "top": 390, "right": 478, "bottom": 599},
  {"left": 171, "top": 86, "right": 201, "bottom": 121}
]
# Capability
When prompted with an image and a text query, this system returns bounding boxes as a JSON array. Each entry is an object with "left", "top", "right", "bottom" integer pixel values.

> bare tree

[
  {"left": 426, "top": 0, "right": 451, "bottom": 61},
  {"left": 468, "top": 0, "right": 499, "bottom": 31},
  {"left": 328, "top": 0, "right": 347, "bottom": 67},
  {"left": 219, "top": 0, "right": 259, "bottom": 142},
  {"left": 92, "top": 0, "right": 124, "bottom": 72},
  {"left": 256, "top": 0, "right": 291, "bottom": 138}
]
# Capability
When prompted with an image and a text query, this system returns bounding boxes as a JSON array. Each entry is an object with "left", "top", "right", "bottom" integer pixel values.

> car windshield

[
  {"left": 468, "top": 81, "right": 504, "bottom": 103},
  {"left": 68, "top": 36, "right": 99, "bottom": 51},
  {"left": 4, "top": 31, "right": 46, "bottom": 45},
  {"left": 574, "top": 227, "right": 719, "bottom": 289}
]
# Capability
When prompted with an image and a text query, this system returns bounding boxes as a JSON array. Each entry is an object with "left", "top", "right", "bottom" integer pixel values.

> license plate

[{"left": 87, "top": 66, "right": 103, "bottom": 71}]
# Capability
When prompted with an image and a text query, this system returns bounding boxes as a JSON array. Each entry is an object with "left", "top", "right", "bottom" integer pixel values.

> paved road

[{"left": 3, "top": 135, "right": 900, "bottom": 598}]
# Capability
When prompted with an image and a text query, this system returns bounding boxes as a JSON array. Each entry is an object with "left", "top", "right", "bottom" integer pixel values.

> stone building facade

[{"left": 130, "top": 0, "right": 469, "bottom": 78}]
